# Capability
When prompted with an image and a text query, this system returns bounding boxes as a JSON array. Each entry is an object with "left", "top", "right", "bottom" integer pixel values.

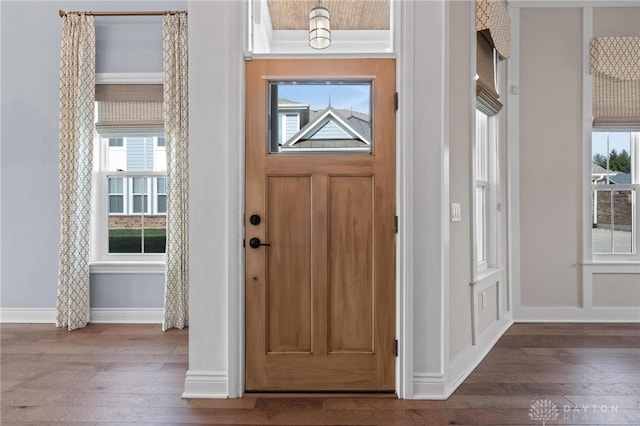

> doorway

[{"left": 245, "top": 59, "right": 396, "bottom": 391}]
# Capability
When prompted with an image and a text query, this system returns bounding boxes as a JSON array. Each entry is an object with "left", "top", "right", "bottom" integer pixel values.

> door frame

[
  {"left": 229, "top": 57, "right": 409, "bottom": 399},
  {"left": 222, "top": 0, "right": 449, "bottom": 400}
]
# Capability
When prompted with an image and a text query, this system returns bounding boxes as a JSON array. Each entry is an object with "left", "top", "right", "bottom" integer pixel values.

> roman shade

[
  {"left": 476, "top": 0, "right": 511, "bottom": 116},
  {"left": 476, "top": 0, "right": 511, "bottom": 59},
  {"left": 95, "top": 84, "right": 164, "bottom": 135},
  {"left": 476, "top": 32, "right": 502, "bottom": 116},
  {"left": 590, "top": 37, "right": 640, "bottom": 130}
]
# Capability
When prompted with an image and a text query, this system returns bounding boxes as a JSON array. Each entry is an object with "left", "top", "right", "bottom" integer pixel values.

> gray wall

[
  {"left": 1, "top": 1, "right": 184, "bottom": 310},
  {"left": 448, "top": 0, "right": 474, "bottom": 360},
  {"left": 519, "top": 7, "right": 584, "bottom": 307},
  {"left": 518, "top": 5, "right": 640, "bottom": 311}
]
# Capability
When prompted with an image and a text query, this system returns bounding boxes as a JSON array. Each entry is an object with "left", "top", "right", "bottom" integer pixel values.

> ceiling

[{"left": 267, "top": 0, "right": 390, "bottom": 30}]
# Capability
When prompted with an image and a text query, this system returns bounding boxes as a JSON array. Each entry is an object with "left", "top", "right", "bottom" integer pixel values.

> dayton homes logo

[
  {"left": 529, "top": 399, "right": 559, "bottom": 425},
  {"left": 529, "top": 399, "right": 619, "bottom": 424}
]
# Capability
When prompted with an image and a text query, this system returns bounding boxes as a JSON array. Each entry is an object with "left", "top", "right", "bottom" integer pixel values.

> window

[
  {"left": 475, "top": 110, "right": 500, "bottom": 271},
  {"left": 108, "top": 177, "right": 124, "bottom": 213},
  {"left": 476, "top": 111, "right": 489, "bottom": 267},
  {"left": 157, "top": 177, "right": 167, "bottom": 214},
  {"left": 268, "top": 81, "right": 372, "bottom": 154},
  {"left": 280, "top": 113, "right": 300, "bottom": 146},
  {"left": 591, "top": 131, "right": 639, "bottom": 258},
  {"left": 109, "top": 137, "right": 124, "bottom": 147},
  {"left": 92, "top": 83, "right": 165, "bottom": 268},
  {"left": 95, "top": 134, "right": 167, "bottom": 262}
]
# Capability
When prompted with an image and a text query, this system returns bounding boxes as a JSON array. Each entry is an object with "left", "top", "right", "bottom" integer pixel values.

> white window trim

[
  {"left": 92, "top": 135, "right": 167, "bottom": 272},
  {"left": 589, "top": 131, "right": 640, "bottom": 262},
  {"left": 473, "top": 110, "right": 502, "bottom": 276},
  {"left": 91, "top": 74, "right": 166, "bottom": 273}
]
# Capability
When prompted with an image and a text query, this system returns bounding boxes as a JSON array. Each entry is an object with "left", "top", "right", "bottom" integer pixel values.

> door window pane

[{"left": 268, "top": 81, "right": 372, "bottom": 154}]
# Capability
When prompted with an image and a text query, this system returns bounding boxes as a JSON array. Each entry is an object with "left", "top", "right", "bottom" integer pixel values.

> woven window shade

[
  {"left": 476, "top": 32, "right": 502, "bottom": 116},
  {"left": 590, "top": 37, "right": 640, "bottom": 130},
  {"left": 475, "top": 0, "right": 509, "bottom": 116},
  {"left": 95, "top": 84, "right": 164, "bottom": 135}
]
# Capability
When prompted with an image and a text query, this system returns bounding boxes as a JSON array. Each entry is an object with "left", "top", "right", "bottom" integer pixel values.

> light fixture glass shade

[{"left": 309, "top": 5, "right": 330, "bottom": 49}]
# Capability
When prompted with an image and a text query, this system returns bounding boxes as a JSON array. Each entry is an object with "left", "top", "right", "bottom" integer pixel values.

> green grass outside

[{"left": 109, "top": 228, "right": 166, "bottom": 253}]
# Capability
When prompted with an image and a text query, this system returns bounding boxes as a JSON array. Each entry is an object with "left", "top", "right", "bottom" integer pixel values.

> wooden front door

[{"left": 245, "top": 59, "right": 396, "bottom": 391}]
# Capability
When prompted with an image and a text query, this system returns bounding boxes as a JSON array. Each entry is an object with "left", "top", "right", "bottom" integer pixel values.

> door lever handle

[{"left": 249, "top": 237, "right": 271, "bottom": 249}]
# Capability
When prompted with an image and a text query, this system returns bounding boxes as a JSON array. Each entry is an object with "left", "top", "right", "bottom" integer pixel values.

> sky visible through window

[
  {"left": 277, "top": 82, "right": 371, "bottom": 116},
  {"left": 592, "top": 131, "right": 631, "bottom": 157}
]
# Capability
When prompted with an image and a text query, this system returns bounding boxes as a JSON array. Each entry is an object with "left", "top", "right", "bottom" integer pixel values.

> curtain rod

[{"left": 59, "top": 10, "right": 187, "bottom": 18}]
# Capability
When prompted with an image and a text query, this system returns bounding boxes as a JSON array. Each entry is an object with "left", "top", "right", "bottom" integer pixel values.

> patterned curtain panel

[
  {"left": 162, "top": 13, "right": 189, "bottom": 331},
  {"left": 476, "top": 0, "right": 511, "bottom": 59},
  {"left": 590, "top": 37, "right": 640, "bottom": 129},
  {"left": 56, "top": 14, "right": 95, "bottom": 331}
]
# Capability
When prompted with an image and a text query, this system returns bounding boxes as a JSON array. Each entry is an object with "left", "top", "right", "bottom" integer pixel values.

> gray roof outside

[
  {"left": 609, "top": 172, "right": 631, "bottom": 184},
  {"left": 592, "top": 162, "right": 632, "bottom": 184},
  {"left": 305, "top": 107, "right": 371, "bottom": 141},
  {"left": 592, "top": 163, "right": 609, "bottom": 174},
  {"left": 285, "top": 105, "right": 371, "bottom": 147},
  {"left": 278, "top": 98, "right": 308, "bottom": 106}
]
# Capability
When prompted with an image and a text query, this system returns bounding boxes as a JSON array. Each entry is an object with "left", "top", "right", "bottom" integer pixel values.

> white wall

[
  {"left": 446, "top": 0, "right": 512, "bottom": 394},
  {"left": 182, "top": 0, "right": 516, "bottom": 400},
  {"left": 184, "top": 0, "right": 245, "bottom": 398}
]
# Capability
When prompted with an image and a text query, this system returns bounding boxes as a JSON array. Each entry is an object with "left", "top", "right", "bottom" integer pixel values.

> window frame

[
  {"left": 589, "top": 130, "right": 640, "bottom": 262},
  {"left": 474, "top": 109, "right": 501, "bottom": 275},
  {"left": 92, "top": 132, "right": 167, "bottom": 273}
]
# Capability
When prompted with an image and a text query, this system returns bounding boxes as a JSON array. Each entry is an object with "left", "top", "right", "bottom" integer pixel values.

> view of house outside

[
  {"left": 591, "top": 131, "right": 636, "bottom": 254},
  {"left": 106, "top": 136, "right": 167, "bottom": 254},
  {"left": 270, "top": 82, "right": 373, "bottom": 153}
]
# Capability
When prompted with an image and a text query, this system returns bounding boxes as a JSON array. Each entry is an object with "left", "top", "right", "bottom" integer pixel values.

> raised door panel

[
  {"left": 266, "top": 176, "right": 312, "bottom": 353},
  {"left": 327, "top": 175, "right": 374, "bottom": 354}
]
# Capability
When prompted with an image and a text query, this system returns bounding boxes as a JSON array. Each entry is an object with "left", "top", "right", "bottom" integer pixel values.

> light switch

[{"left": 451, "top": 203, "right": 461, "bottom": 222}]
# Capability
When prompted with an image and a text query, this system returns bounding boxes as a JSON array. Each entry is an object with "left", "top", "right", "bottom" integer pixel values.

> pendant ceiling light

[{"left": 309, "top": 2, "right": 330, "bottom": 49}]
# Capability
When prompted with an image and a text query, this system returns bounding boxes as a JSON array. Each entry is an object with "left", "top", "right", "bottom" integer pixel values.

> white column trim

[
  {"left": 506, "top": 7, "right": 521, "bottom": 318},
  {"left": 581, "top": 7, "right": 594, "bottom": 269},
  {"left": 395, "top": 0, "right": 414, "bottom": 400},
  {"left": 227, "top": 1, "right": 246, "bottom": 400}
]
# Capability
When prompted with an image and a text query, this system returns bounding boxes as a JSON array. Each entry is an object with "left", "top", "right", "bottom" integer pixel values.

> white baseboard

[
  {"left": 0, "top": 308, "right": 163, "bottom": 324},
  {"left": 90, "top": 308, "right": 163, "bottom": 323},
  {"left": 447, "top": 315, "right": 513, "bottom": 398},
  {"left": 0, "top": 308, "right": 56, "bottom": 323},
  {"left": 514, "top": 307, "right": 640, "bottom": 322},
  {"left": 182, "top": 370, "right": 229, "bottom": 399},
  {"left": 412, "top": 373, "right": 447, "bottom": 400}
]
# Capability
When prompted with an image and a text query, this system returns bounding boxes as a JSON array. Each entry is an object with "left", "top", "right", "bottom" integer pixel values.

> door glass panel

[{"left": 268, "top": 81, "right": 372, "bottom": 154}]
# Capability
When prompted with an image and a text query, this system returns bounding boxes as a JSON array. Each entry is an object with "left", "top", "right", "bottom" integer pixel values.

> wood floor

[{"left": 1, "top": 322, "right": 639, "bottom": 425}]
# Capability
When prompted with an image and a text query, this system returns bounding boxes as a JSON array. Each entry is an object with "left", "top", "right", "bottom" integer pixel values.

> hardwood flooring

[{"left": 1, "top": 322, "right": 639, "bottom": 425}]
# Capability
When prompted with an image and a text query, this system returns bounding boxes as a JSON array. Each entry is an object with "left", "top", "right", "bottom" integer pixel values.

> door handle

[{"left": 249, "top": 237, "right": 271, "bottom": 249}]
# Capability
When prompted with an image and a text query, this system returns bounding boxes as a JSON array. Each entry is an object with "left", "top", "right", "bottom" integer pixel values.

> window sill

[
  {"left": 90, "top": 261, "right": 165, "bottom": 274},
  {"left": 582, "top": 259, "right": 640, "bottom": 266},
  {"left": 581, "top": 261, "right": 640, "bottom": 274},
  {"left": 475, "top": 266, "right": 503, "bottom": 283}
]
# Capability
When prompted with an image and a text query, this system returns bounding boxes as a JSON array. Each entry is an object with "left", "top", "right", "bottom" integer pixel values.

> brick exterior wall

[
  {"left": 109, "top": 215, "right": 166, "bottom": 229},
  {"left": 594, "top": 190, "right": 633, "bottom": 230}
]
